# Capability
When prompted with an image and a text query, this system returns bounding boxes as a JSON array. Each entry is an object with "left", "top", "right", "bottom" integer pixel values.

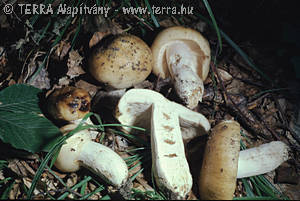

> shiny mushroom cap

[
  {"left": 89, "top": 34, "right": 153, "bottom": 89},
  {"left": 47, "top": 86, "right": 91, "bottom": 121}
]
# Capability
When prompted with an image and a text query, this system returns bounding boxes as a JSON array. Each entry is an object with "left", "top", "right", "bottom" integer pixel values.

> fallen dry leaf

[
  {"left": 55, "top": 41, "right": 71, "bottom": 60},
  {"left": 75, "top": 79, "right": 100, "bottom": 97},
  {"left": 66, "top": 50, "right": 85, "bottom": 79},
  {"left": 89, "top": 31, "right": 111, "bottom": 48},
  {"left": 58, "top": 76, "right": 71, "bottom": 86},
  {"left": 28, "top": 64, "right": 51, "bottom": 90},
  {"left": 0, "top": 47, "right": 8, "bottom": 76},
  {"left": 8, "top": 159, "right": 29, "bottom": 177}
]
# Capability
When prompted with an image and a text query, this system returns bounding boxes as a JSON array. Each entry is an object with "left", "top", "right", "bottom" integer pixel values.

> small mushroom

[
  {"left": 116, "top": 89, "right": 210, "bottom": 199},
  {"left": 47, "top": 86, "right": 91, "bottom": 122},
  {"left": 89, "top": 34, "right": 153, "bottom": 89},
  {"left": 198, "top": 120, "right": 290, "bottom": 200},
  {"left": 151, "top": 26, "right": 211, "bottom": 109},
  {"left": 55, "top": 124, "right": 129, "bottom": 188},
  {"left": 47, "top": 87, "right": 129, "bottom": 187}
]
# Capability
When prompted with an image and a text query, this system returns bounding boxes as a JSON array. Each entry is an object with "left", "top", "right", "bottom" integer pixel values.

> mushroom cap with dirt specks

[
  {"left": 89, "top": 34, "right": 153, "bottom": 89},
  {"left": 47, "top": 86, "right": 91, "bottom": 121},
  {"left": 198, "top": 120, "right": 241, "bottom": 200}
]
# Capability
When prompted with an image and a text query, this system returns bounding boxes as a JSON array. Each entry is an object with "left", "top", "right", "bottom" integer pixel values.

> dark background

[{"left": 207, "top": 0, "right": 300, "bottom": 102}]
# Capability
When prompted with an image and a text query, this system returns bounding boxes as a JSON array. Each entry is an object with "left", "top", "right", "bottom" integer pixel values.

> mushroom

[
  {"left": 89, "top": 34, "right": 153, "bottom": 89},
  {"left": 115, "top": 89, "right": 211, "bottom": 199},
  {"left": 55, "top": 124, "right": 129, "bottom": 188},
  {"left": 151, "top": 26, "right": 211, "bottom": 109},
  {"left": 47, "top": 87, "right": 129, "bottom": 187},
  {"left": 198, "top": 120, "right": 290, "bottom": 200},
  {"left": 47, "top": 86, "right": 91, "bottom": 122},
  {"left": 116, "top": 88, "right": 211, "bottom": 142}
]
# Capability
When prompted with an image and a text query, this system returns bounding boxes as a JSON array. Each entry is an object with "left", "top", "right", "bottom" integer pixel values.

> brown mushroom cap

[
  {"left": 48, "top": 86, "right": 91, "bottom": 121},
  {"left": 89, "top": 34, "right": 153, "bottom": 89},
  {"left": 151, "top": 26, "right": 211, "bottom": 81},
  {"left": 198, "top": 120, "right": 241, "bottom": 200}
]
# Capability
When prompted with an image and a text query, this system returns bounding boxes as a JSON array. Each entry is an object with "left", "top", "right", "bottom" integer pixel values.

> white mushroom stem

[
  {"left": 151, "top": 101, "right": 192, "bottom": 199},
  {"left": 166, "top": 42, "right": 204, "bottom": 109},
  {"left": 55, "top": 125, "right": 128, "bottom": 188},
  {"left": 237, "top": 141, "right": 289, "bottom": 178}
]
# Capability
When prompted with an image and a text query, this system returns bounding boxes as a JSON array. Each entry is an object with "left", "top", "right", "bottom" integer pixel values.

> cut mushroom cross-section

[
  {"left": 198, "top": 120, "right": 290, "bottom": 200},
  {"left": 116, "top": 89, "right": 211, "bottom": 199},
  {"left": 116, "top": 88, "right": 211, "bottom": 142},
  {"left": 151, "top": 26, "right": 211, "bottom": 109}
]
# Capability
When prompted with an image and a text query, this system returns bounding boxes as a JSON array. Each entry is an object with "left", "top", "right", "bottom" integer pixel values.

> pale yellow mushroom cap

[
  {"left": 198, "top": 120, "right": 241, "bottom": 200},
  {"left": 89, "top": 34, "right": 153, "bottom": 89}
]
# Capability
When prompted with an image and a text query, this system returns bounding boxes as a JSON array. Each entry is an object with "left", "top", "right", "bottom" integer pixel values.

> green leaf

[
  {"left": 0, "top": 84, "right": 41, "bottom": 113},
  {"left": 0, "top": 84, "right": 61, "bottom": 153}
]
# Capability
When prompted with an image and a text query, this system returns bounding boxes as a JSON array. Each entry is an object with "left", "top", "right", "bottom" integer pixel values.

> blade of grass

[
  {"left": 79, "top": 185, "right": 104, "bottom": 200},
  {"left": 111, "top": 129, "right": 148, "bottom": 146},
  {"left": 100, "top": 194, "right": 111, "bottom": 200},
  {"left": 201, "top": 0, "right": 222, "bottom": 53},
  {"left": 80, "top": 176, "right": 88, "bottom": 196},
  {"left": 30, "top": 0, "right": 55, "bottom": 26},
  {"left": 130, "top": 167, "right": 144, "bottom": 182},
  {"left": 126, "top": 147, "right": 147, "bottom": 152},
  {"left": 0, "top": 180, "right": 15, "bottom": 199},
  {"left": 128, "top": 160, "right": 143, "bottom": 172},
  {"left": 144, "top": 0, "right": 160, "bottom": 28},
  {"left": 194, "top": 13, "right": 274, "bottom": 84},
  {"left": 27, "top": 118, "right": 94, "bottom": 198},
  {"left": 251, "top": 88, "right": 289, "bottom": 99},
  {"left": 241, "top": 178, "right": 255, "bottom": 197},
  {"left": 102, "top": 124, "right": 145, "bottom": 131},
  {"left": 70, "top": 15, "right": 83, "bottom": 50},
  {"left": 249, "top": 177, "right": 263, "bottom": 196},
  {"left": 57, "top": 176, "right": 92, "bottom": 200}
]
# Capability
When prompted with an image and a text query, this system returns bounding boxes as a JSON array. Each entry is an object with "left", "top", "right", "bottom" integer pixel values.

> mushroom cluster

[
  {"left": 45, "top": 27, "right": 290, "bottom": 200},
  {"left": 151, "top": 26, "right": 211, "bottom": 109}
]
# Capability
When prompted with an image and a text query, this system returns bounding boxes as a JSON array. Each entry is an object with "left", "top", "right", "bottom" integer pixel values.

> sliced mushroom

[
  {"left": 115, "top": 88, "right": 210, "bottom": 142},
  {"left": 89, "top": 34, "right": 153, "bottom": 89},
  {"left": 151, "top": 26, "right": 211, "bottom": 109},
  {"left": 198, "top": 120, "right": 290, "bottom": 200},
  {"left": 115, "top": 89, "right": 210, "bottom": 199}
]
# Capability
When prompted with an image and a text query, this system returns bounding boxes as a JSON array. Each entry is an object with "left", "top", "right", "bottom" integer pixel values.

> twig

[
  {"left": 132, "top": 14, "right": 154, "bottom": 31},
  {"left": 210, "top": 62, "right": 280, "bottom": 140},
  {"left": 272, "top": 94, "right": 300, "bottom": 144}
]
